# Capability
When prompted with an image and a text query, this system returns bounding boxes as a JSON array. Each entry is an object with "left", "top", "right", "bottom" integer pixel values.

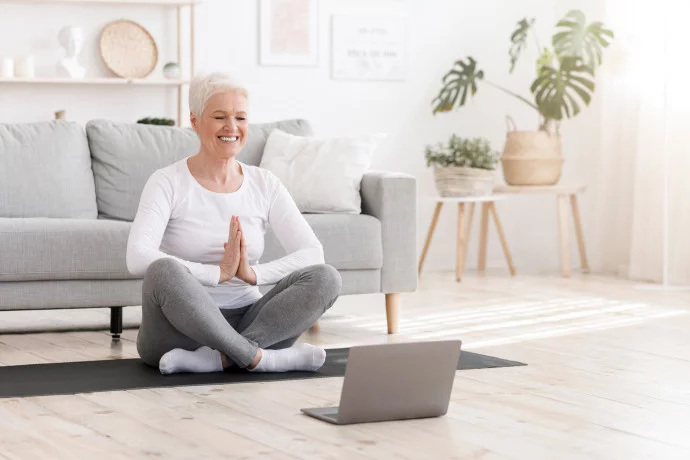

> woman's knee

[
  {"left": 306, "top": 264, "right": 342, "bottom": 299},
  {"left": 143, "top": 258, "right": 187, "bottom": 293}
]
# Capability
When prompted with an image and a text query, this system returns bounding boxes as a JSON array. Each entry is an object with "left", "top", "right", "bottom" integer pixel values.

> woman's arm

[
  {"left": 126, "top": 171, "right": 221, "bottom": 287},
  {"left": 250, "top": 179, "right": 324, "bottom": 285}
]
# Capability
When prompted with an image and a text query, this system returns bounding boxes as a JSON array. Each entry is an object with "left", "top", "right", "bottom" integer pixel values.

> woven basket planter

[
  {"left": 501, "top": 116, "right": 564, "bottom": 185},
  {"left": 503, "top": 130, "right": 562, "bottom": 157},
  {"left": 433, "top": 167, "right": 497, "bottom": 197},
  {"left": 500, "top": 156, "right": 564, "bottom": 186}
]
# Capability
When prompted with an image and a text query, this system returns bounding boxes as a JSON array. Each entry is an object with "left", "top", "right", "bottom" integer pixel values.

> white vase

[
  {"left": 1, "top": 58, "right": 13, "bottom": 78},
  {"left": 163, "top": 63, "right": 181, "bottom": 79},
  {"left": 14, "top": 55, "right": 35, "bottom": 78}
]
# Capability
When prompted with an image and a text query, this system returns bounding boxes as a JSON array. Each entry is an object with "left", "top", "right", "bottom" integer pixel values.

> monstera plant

[
  {"left": 432, "top": 10, "right": 614, "bottom": 133},
  {"left": 431, "top": 10, "right": 614, "bottom": 186}
]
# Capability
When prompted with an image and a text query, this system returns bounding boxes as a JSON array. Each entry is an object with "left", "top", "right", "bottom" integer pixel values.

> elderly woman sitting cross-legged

[{"left": 126, "top": 72, "right": 342, "bottom": 375}]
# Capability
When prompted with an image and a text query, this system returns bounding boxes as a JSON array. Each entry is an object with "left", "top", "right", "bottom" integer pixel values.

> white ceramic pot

[
  {"left": 163, "top": 63, "right": 181, "bottom": 79},
  {"left": 1, "top": 58, "right": 13, "bottom": 78},
  {"left": 14, "top": 55, "right": 34, "bottom": 78}
]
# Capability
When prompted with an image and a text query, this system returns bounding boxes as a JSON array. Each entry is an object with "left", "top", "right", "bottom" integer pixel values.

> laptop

[{"left": 301, "top": 340, "right": 462, "bottom": 425}]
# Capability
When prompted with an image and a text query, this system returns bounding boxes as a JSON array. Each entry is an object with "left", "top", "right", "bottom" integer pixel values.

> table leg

[
  {"left": 489, "top": 202, "right": 516, "bottom": 276},
  {"left": 557, "top": 194, "right": 571, "bottom": 277},
  {"left": 418, "top": 201, "right": 443, "bottom": 275},
  {"left": 570, "top": 194, "right": 590, "bottom": 273},
  {"left": 456, "top": 202, "right": 467, "bottom": 281},
  {"left": 462, "top": 202, "right": 475, "bottom": 266},
  {"left": 478, "top": 203, "right": 490, "bottom": 271}
]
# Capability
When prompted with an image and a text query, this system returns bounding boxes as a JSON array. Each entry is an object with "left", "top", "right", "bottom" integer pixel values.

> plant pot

[
  {"left": 500, "top": 116, "right": 564, "bottom": 185},
  {"left": 503, "top": 130, "right": 562, "bottom": 157},
  {"left": 500, "top": 156, "right": 564, "bottom": 186},
  {"left": 433, "top": 166, "right": 497, "bottom": 197},
  {"left": 503, "top": 116, "right": 562, "bottom": 157},
  {"left": 163, "top": 62, "right": 181, "bottom": 79}
]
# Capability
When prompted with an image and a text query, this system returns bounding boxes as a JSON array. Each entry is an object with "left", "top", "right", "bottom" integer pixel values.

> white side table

[
  {"left": 493, "top": 184, "right": 589, "bottom": 277},
  {"left": 418, "top": 195, "right": 516, "bottom": 281}
]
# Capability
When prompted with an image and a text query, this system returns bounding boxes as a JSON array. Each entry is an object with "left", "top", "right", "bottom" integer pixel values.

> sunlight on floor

[{"left": 322, "top": 292, "right": 688, "bottom": 350}]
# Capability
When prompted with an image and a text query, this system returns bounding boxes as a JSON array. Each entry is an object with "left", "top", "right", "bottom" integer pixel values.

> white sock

[
  {"left": 249, "top": 343, "right": 326, "bottom": 373},
  {"left": 159, "top": 346, "right": 223, "bottom": 375}
]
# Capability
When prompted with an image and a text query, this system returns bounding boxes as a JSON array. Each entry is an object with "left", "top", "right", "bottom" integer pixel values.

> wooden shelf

[
  {"left": 0, "top": 0, "right": 198, "bottom": 126},
  {"left": 1, "top": 0, "right": 199, "bottom": 6},
  {"left": 0, "top": 77, "right": 189, "bottom": 85}
]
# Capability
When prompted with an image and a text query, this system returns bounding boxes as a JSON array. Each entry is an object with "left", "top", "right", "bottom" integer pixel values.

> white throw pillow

[{"left": 259, "top": 129, "right": 386, "bottom": 213}]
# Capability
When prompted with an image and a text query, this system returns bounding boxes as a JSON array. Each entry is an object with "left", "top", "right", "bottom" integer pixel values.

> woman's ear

[{"left": 190, "top": 112, "right": 199, "bottom": 132}]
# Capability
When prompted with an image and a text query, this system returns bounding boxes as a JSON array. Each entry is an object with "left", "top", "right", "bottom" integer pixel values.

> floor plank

[{"left": 1, "top": 271, "right": 690, "bottom": 459}]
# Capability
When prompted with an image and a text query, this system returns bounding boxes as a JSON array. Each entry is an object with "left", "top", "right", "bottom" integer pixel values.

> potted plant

[
  {"left": 425, "top": 135, "right": 500, "bottom": 197},
  {"left": 137, "top": 117, "right": 175, "bottom": 126},
  {"left": 431, "top": 10, "right": 614, "bottom": 185},
  {"left": 163, "top": 62, "right": 181, "bottom": 79}
]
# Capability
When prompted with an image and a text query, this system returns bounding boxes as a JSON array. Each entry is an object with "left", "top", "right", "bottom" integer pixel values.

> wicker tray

[{"left": 100, "top": 19, "right": 158, "bottom": 79}]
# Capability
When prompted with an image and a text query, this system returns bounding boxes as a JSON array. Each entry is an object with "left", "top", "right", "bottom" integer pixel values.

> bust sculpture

[{"left": 57, "top": 26, "right": 86, "bottom": 79}]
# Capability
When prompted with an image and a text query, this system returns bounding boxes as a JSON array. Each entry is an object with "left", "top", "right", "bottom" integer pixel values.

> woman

[{"left": 126, "top": 72, "right": 342, "bottom": 375}]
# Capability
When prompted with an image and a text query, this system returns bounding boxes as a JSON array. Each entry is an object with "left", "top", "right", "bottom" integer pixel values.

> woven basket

[
  {"left": 100, "top": 20, "right": 158, "bottom": 79},
  {"left": 500, "top": 116, "right": 564, "bottom": 185},
  {"left": 434, "top": 167, "right": 496, "bottom": 197},
  {"left": 500, "top": 157, "right": 564, "bottom": 185},
  {"left": 503, "top": 116, "right": 561, "bottom": 157}
]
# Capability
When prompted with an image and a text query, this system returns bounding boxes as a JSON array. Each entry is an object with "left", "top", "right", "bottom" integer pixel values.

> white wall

[{"left": 0, "top": 0, "right": 607, "bottom": 275}]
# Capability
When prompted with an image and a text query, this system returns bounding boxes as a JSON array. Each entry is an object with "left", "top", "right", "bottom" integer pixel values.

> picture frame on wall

[
  {"left": 259, "top": 0, "right": 319, "bottom": 66},
  {"left": 331, "top": 15, "right": 407, "bottom": 81}
]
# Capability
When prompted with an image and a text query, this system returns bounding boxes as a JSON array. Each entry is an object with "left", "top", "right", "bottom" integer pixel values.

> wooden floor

[{"left": 1, "top": 270, "right": 689, "bottom": 459}]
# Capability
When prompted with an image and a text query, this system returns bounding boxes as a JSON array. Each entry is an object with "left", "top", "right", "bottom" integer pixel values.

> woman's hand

[
  {"left": 235, "top": 219, "right": 257, "bottom": 285},
  {"left": 219, "top": 216, "right": 242, "bottom": 283}
]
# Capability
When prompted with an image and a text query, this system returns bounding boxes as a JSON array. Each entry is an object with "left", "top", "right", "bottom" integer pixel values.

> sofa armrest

[{"left": 361, "top": 171, "right": 417, "bottom": 293}]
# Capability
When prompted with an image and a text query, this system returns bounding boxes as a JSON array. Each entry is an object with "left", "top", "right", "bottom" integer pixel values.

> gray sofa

[{"left": 0, "top": 119, "right": 417, "bottom": 338}]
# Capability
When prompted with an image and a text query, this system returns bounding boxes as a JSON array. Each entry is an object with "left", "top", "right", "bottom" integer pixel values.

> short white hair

[{"left": 189, "top": 72, "right": 248, "bottom": 118}]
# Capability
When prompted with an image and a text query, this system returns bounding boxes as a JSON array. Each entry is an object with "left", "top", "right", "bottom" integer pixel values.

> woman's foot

[
  {"left": 159, "top": 346, "right": 223, "bottom": 375},
  {"left": 248, "top": 343, "right": 326, "bottom": 373}
]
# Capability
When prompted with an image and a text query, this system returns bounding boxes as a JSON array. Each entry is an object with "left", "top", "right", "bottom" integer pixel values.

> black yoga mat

[{"left": 0, "top": 348, "right": 526, "bottom": 399}]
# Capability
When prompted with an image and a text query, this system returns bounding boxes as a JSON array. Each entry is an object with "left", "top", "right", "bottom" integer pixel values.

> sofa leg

[
  {"left": 309, "top": 321, "right": 321, "bottom": 333},
  {"left": 110, "top": 306, "right": 123, "bottom": 340},
  {"left": 385, "top": 293, "right": 400, "bottom": 334}
]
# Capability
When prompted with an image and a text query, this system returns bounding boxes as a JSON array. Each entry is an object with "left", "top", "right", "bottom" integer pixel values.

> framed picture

[
  {"left": 259, "top": 0, "right": 319, "bottom": 66},
  {"left": 331, "top": 15, "right": 407, "bottom": 81}
]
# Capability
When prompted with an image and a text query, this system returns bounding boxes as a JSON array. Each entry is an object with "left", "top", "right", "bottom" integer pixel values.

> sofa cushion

[
  {"left": 260, "top": 129, "right": 384, "bottom": 214},
  {"left": 240, "top": 119, "right": 314, "bottom": 166},
  {"left": 0, "top": 121, "right": 97, "bottom": 219},
  {"left": 1, "top": 213, "right": 381, "bottom": 282},
  {"left": 86, "top": 118, "right": 314, "bottom": 222},
  {"left": 263, "top": 214, "right": 383, "bottom": 270},
  {"left": 0, "top": 218, "right": 133, "bottom": 281}
]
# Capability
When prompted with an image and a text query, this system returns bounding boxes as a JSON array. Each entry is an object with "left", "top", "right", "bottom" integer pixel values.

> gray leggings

[{"left": 136, "top": 258, "right": 342, "bottom": 369}]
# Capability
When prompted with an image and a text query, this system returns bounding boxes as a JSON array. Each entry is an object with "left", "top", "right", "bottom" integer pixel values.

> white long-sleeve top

[{"left": 126, "top": 157, "right": 324, "bottom": 309}]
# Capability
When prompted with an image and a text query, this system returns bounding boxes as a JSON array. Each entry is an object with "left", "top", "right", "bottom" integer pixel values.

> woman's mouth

[{"left": 218, "top": 136, "right": 239, "bottom": 143}]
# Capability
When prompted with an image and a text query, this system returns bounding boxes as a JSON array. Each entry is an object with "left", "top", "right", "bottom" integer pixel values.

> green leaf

[
  {"left": 432, "top": 57, "right": 485, "bottom": 114},
  {"left": 530, "top": 56, "right": 595, "bottom": 121},
  {"left": 536, "top": 47, "right": 556, "bottom": 77},
  {"left": 425, "top": 135, "right": 499, "bottom": 170},
  {"left": 509, "top": 18, "right": 535, "bottom": 73},
  {"left": 552, "top": 10, "right": 614, "bottom": 74}
]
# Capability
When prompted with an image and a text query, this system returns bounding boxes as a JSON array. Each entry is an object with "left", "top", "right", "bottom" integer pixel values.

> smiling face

[{"left": 191, "top": 90, "right": 249, "bottom": 160}]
